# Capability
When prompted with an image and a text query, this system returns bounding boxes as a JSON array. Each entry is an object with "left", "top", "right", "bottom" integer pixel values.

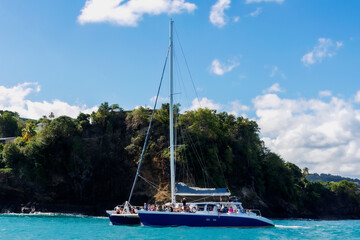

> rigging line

[
  {"left": 174, "top": 26, "right": 201, "bottom": 107},
  {"left": 173, "top": 51, "right": 188, "bottom": 182},
  {"left": 175, "top": 54, "right": 193, "bottom": 114},
  {"left": 174, "top": 26, "right": 216, "bottom": 188},
  {"left": 138, "top": 175, "right": 159, "bottom": 190},
  {"left": 216, "top": 153, "right": 229, "bottom": 189},
  {"left": 186, "top": 127, "right": 216, "bottom": 186},
  {"left": 178, "top": 126, "right": 193, "bottom": 185},
  {"left": 177, "top": 125, "right": 193, "bottom": 185},
  {"left": 177, "top": 123, "right": 195, "bottom": 185},
  {"left": 182, "top": 130, "right": 204, "bottom": 172},
  {"left": 127, "top": 47, "right": 170, "bottom": 203},
  {"left": 182, "top": 125, "right": 202, "bottom": 185},
  {"left": 173, "top": 52, "right": 181, "bottom": 181},
  {"left": 178, "top": 114, "right": 209, "bottom": 186},
  {"left": 182, "top": 133, "right": 197, "bottom": 186},
  {"left": 180, "top": 127, "right": 211, "bottom": 187},
  {"left": 173, "top": 49, "right": 191, "bottom": 110},
  {"left": 174, "top": 26, "right": 212, "bottom": 187}
]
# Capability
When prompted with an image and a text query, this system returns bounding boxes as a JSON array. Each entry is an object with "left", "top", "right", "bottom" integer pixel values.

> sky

[{"left": 0, "top": 0, "right": 360, "bottom": 178}]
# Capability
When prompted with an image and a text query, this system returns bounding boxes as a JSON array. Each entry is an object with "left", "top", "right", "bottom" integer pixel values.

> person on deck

[
  {"left": 115, "top": 206, "right": 121, "bottom": 214},
  {"left": 229, "top": 206, "right": 234, "bottom": 213},
  {"left": 182, "top": 198, "right": 187, "bottom": 208},
  {"left": 191, "top": 207, "right": 197, "bottom": 213}
]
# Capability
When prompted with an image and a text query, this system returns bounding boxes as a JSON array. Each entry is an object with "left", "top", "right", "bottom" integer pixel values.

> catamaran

[{"left": 137, "top": 20, "right": 274, "bottom": 227}]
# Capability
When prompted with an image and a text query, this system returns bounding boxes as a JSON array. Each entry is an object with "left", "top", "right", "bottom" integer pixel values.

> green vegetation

[
  {"left": 0, "top": 105, "right": 359, "bottom": 218},
  {"left": 0, "top": 110, "right": 22, "bottom": 137},
  {"left": 307, "top": 173, "right": 360, "bottom": 184}
]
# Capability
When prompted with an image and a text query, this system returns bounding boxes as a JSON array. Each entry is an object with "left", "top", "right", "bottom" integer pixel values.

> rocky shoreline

[{"left": 0, "top": 201, "right": 109, "bottom": 216}]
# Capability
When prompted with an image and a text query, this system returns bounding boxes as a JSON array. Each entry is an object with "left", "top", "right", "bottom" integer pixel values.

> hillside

[
  {"left": 307, "top": 173, "right": 360, "bottom": 184},
  {"left": 0, "top": 103, "right": 360, "bottom": 219}
]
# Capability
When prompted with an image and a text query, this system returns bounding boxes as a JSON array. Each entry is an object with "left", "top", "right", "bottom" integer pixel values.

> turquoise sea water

[{"left": 0, "top": 214, "right": 359, "bottom": 240}]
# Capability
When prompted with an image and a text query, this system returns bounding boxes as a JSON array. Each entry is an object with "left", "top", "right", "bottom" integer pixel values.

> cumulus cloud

[
  {"left": 268, "top": 65, "right": 286, "bottom": 79},
  {"left": 263, "top": 83, "right": 282, "bottom": 93},
  {"left": 301, "top": 38, "right": 343, "bottom": 66},
  {"left": 150, "top": 95, "right": 168, "bottom": 105},
  {"left": 187, "top": 97, "right": 222, "bottom": 111},
  {"left": 209, "top": 0, "right": 231, "bottom": 28},
  {"left": 78, "top": 0, "right": 197, "bottom": 27},
  {"left": 155, "top": 86, "right": 360, "bottom": 178},
  {"left": 253, "top": 86, "right": 360, "bottom": 178},
  {"left": 355, "top": 91, "right": 360, "bottom": 103},
  {"left": 210, "top": 58, "right": 239, "bottom": 75},
  {"left": 0, "top": 83, "right": 98, "bottom": 119},
  {"left": 246, "top": 0, "right": 284, "bottom": 3},
  {"left": 184, "top": 97, "right": 249, "bottom": 118},
  {"left": 249, "top": 7, "right": 262, "bottom": 17},
  {"left": 319, "top": 90, "right": 332, "bottom": 98},
  {"left": 233, "top": 16, "right": 240, "bottom": 22},
  {"left": 228, "top": 100, "right": 250, "bottom": 117}
]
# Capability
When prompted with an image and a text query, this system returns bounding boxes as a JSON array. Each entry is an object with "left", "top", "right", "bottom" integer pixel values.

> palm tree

[
  {"left": 49, "top": 112, "right": 55, "bottom": 119},
  {"left": 22, "top": 122, "right": 36, "bottom": 142}
]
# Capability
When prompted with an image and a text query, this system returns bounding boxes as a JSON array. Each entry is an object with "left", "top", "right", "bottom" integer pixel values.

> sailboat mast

[{"left": 169, "top": 19, "right": 176, "bottom": 204}]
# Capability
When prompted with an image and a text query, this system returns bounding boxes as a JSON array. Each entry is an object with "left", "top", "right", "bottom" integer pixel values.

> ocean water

[{"left": 0, "top": 214, "right": 359, "bottom": 240}]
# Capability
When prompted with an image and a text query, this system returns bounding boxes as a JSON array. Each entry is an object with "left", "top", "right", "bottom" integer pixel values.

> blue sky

[{"left": 1, "top": 0, "right": 360, "bottom": 178}]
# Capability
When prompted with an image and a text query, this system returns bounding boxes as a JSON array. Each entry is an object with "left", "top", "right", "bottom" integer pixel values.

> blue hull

[
  {"left": 138, "top": 211, "right": 274, "bottom": 227},
  {"left": 106, "top": 212, "right": 140, "bottom": 225}
]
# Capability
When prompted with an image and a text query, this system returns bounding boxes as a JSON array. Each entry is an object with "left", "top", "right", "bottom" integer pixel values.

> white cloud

[
  {"left": 228, "top": 100, "right": 249, "bottom": 117},
  {"left": 249, "top": 7, "right": 262, "bottom": 17},
  {"left": 187, "top": 97, "right": 222, "bottom": 111},
  {"left": 0, "top": 83, "right": 98, "bottom": 119},
  {"left": 168, "top": 85, "right": 360, "bottom": 178},
  {"left": 254, "top": 87, "right": 360, "bottom": 178},
  {"left": 209, "top": 0, "right": 231, "bottom": 28},
  {"left": 269, "top": 66, "right": 278, "bottom": 78},
  {"left": 263, "top": 83, "right": 282, "bottom": 93},
  {"left": 210, "top": 58, "right": 239, "bottom": 75},
  {"left": 301, "top": 38, "right": 343, "bottom": 66},
  {"left": 355, "top": 91, "right": 360, "bottom": 103},
  {"left": 268, "top": 65, "right": 286, "bottom": 79},
  {"left": 233, "top": 16, "right": 240, "bottom": 22},
  {"left": 319, "top": 90, "right": 332, "bottom": 98},
  {"left": 150, "top": 96, "right": 168, "bottom": 105},
  {"left": 185, "top": 97, "right": 249, "bottom": 118},
  {"left": 336, "top": 41, "right": 343, "bottom": 48},
  {"left": 246, "top": 0, "right": 283, "bottom": 3},
  {"left": 78, "top": 0, "right": 197, "bottom": 27}
]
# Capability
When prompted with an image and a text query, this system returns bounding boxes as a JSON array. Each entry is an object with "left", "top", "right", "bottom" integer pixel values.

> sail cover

[{"left": 175, "top": 182, "right": 231, "bottom": 196}]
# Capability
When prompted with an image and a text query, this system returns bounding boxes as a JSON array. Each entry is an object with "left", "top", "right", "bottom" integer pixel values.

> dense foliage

[
  {"left": 0, "top": 105, "right": 359, "bottom": 218},
  {"left": 0, "top": 111, "right": 22, "bottom": 138},
  {"left": 307, "top": 173, "right": 360, "bottom": 184}
]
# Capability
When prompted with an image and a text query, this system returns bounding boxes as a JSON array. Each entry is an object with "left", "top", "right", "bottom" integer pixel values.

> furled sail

[{"left": 175, "top": 182, "right": 231, "bottom": 196}]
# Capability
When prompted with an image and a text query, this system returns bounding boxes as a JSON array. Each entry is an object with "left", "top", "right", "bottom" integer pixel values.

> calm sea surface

[{"left": 0, "top": 214, "right": 359, "bottom": 239}]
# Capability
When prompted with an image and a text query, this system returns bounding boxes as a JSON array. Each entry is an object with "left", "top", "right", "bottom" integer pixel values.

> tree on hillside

[
  {"left": 22, "top": 121, "right": 37, "bottom": 142},
  {"left": 0, "top": 111, "right": 22, "bottom": 137}
]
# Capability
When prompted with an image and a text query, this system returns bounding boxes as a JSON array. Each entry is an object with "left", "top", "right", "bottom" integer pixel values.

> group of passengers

[
  {"left": 115, "top": 198, "right": 253, "bottom": 215},
  {"left": 115, "top": 206, "right": 137, "bottom": 214},
  {"left": 141, "top": 198, "right": 252, "bottom": 215},
  {"left": 143, "top": 203, "right": 197, "bottom": 213}
]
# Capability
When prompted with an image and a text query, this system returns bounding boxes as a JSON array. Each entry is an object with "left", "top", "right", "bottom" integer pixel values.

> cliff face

[{"left": 0, "top": 105, "right": 360, "bottom": 218}]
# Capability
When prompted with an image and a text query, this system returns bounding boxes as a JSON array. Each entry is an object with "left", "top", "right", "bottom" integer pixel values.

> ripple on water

[{"left": 0, "top": 216, "right": 360, "bottom": 239}]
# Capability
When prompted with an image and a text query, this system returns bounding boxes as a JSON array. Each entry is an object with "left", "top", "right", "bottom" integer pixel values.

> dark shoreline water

[
  {"left": 2, "top": 212, "right": 360, "bottom": 221},
  {"left": 1, "top": 214, "right": 360, "bottom": 240}
]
